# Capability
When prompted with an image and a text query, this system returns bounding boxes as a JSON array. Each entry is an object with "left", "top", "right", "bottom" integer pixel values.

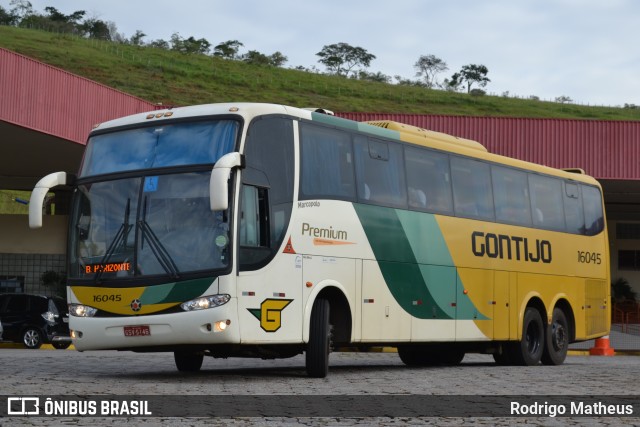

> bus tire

[
  {"left": 493, "top": 346, "right": 512, "bottom": 365},
  {"left": 398, "top": 345, "right": 422, "bottom": 366},
  {"left": 440, "top": 347, "right": 465, "bottom": 366},
  {"left": 510, "top": 307, "right": 544, "bottom": 366},
  {"left": 174, "top": 351, "right": 204, "bottom": 372},
  {"left": 306, "top": 298, "right": 331, "bottom": 378},
  {"left": 541, "top": 308, "right": 569, "bottom": 366},
  {"left": 398, "top": 345, "right": 441, "bottom": 366}
]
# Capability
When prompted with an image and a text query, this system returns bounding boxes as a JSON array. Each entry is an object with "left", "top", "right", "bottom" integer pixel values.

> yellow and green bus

[{"left": 29, "top": 103, "right": 610, "bottom": 377}]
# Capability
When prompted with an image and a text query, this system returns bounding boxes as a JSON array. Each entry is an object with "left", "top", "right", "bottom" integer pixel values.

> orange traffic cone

[{"left": 589, "top": 335, "right": 615, "bottom": 356}]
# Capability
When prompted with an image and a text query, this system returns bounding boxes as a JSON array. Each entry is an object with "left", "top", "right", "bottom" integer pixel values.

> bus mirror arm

[
  {"left": 210, "top": 153, "right": 245, "bottom": 211},
  {"left": 29, "top": 171, "right": 74, "bottom": 229}
]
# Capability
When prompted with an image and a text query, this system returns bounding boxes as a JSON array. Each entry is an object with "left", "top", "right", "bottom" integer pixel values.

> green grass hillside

[{"left": 2, "top": 25, "right": 640, "bottom": 120}]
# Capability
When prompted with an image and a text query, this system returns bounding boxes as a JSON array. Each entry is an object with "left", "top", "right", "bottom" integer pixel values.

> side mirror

[
  {"left": 29, "top": 172, "right": 69, "bottom": 229},
  {"left": 210, "top": 153, "right": 244, "bottom": 211}
]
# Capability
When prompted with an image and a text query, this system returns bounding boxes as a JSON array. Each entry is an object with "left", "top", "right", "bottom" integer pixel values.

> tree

[
  {"left": 414, "top": 54, "right": 448, "bottom": 88},
  {"left": 269, "top": 51, "right": 288, "bottom": 67},
  {"left": 358, "top": 70, "right": 391, "bottom": 83},
  {"left": 44, "top": 6, "right": 85, "bottom": 25},
  {"left": 9, "top": 0, "right": 33, "bottom": 22},
  {"left": 242, "top": 50, "right": 271, "bottom": 66},
  {"left": 182, "top": 36, "right": 211, "bottom": 55},
  {"left": 0, "top": 6, "right": 17, "bottom": 25},
  {"left": 395, "top": 75, "right": 426, "bottom": 87},
  {"left": 148, "top": 39, "right": 169, "bottom": 49},
  {"left": 80, "top": 18, "right": 111, "bottom": 40},
  {"left": 170, "top": 33, "right": 211, "bottom": 55},
  {"left": 40, "top": 6, "right": 85, "bottom": 34},
  {"left": 316, "top": 42, "right": 376, "bottom": 77},
  {"left": 213, "top": 40, "right": 243, "bottom": 59},
  {"left": 555, "top": 95, "right": 573, "bottom": 104},
  {"left": 107, "top": 21, "right": 125, "bottom": 43},
  {"left": 130, "top": 30, "right": 146, "bottom": 46},
  {"left": 241, "top": 50, "right": 288, "bottom": 67},
  {"left": 443, "top": 72, "right": 463, "bottom": 92},
  {"left": 456, "top": 64, "right": 490, "bottom": 93}
]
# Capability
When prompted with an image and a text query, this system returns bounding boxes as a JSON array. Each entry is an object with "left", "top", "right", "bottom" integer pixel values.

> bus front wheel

[
  {"left": 541, "top": 308, "right": 569, "bottom": 365},
  {"left": 306, "top": 298, "right": 331, "bottom": 378},
  {"left": 174, "top": 351, "right": 204, "bottom": 372}
]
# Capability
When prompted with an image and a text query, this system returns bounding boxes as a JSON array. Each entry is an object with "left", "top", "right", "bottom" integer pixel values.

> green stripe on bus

[
  {"left": 311, "top": 112, "right": 400, "bottom": 140},
  {"left": 354, "top": 203, "right": 486, "bottom": 320}
]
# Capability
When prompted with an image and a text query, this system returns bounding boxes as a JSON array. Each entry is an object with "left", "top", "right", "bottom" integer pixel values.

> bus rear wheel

[
  {"left": 306, "top": 298, "right": 331, "bottom": 378},
  {"left": 509, "top": 307, "right": 544, "bottom": 366},
  {"left": 541, "top": 308, "right": 569, "bottom": 365},
  {"left": 174, "top": 351, "right": 204, "bottom": 372}
]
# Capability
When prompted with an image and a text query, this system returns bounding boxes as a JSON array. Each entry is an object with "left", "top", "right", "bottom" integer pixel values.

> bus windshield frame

[{"left": 68, "top": 118, "right": 241, "bottom": 284}]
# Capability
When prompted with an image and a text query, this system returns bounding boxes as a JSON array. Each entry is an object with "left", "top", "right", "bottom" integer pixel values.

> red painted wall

[{"left": 0, "top": 47, "right": 156, "bottom": 145}]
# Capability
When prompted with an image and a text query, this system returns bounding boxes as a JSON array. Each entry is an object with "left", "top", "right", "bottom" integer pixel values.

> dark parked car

[{"left": 0, "top": 293, "right": 71, "bottom": 349}]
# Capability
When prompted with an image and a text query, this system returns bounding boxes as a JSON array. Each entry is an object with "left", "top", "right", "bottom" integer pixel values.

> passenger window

[
  {"left": 354, "top": 136, "right": 407, "bottom": 208},
  {"left": 582, "top": 185, "right": 605, "bottom": 236},
  {"left": 300, "top": 123, "right": 355, "bottom": 200},
  {"left": 405, "top": 147, "right": 453, "bottom": 214},
  {"left": 564, "top": 182, "right": 585, "bottom": 234},
  {"left": 451, "top": 157, "right": 494, "bottom": 220},
  {"left": 529, "top": 174, "right": 565, "bottom": 231},
  {"left": 492, "top": 166, "right": 532, "bottom": 226}
]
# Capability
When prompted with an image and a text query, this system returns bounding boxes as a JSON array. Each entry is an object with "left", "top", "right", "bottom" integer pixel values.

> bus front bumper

[{"left": 70, "top": 299, "right": 239, "bottom": 351}]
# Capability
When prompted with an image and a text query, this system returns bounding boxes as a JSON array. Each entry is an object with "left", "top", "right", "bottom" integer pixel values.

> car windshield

[{"left": 69, "top": 171, "right": 230, "bottom": 280}]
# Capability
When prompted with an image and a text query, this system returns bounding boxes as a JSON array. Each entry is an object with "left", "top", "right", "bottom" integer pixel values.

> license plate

[{"left": 123, "top": 325, "right": 151, "bottom": 337}]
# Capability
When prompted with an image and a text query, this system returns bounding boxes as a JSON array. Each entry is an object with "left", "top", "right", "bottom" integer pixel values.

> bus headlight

[
  {"left": 181, "top": 294, "right": 230, "bottom": 311},
  {"left": 69, "top": 304, "right": 98, "bottom": 317}
]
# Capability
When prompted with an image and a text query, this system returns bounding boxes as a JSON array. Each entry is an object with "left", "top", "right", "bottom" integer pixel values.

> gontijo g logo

[{"left": 248, "top": 299, "right": 292, "bottom": 332}]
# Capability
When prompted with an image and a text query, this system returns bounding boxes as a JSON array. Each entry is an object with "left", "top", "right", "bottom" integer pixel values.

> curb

[{"left": 0, "top": 342, "right": 75, "bottom": 350}]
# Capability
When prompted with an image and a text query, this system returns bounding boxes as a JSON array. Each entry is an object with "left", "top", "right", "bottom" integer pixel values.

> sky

[{"left": 4, "top": 0, "right": 640, "bottom": 106}]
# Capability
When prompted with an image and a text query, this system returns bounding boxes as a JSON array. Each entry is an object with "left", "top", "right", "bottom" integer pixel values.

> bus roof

[
  {"left": 90, "top": 102, "right": 601, "bottom": 187},
  {"left": 365, "top": 120, "right": 488, "bottom": 152}
]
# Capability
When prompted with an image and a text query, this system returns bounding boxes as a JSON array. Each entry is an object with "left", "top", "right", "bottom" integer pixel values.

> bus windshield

[
  {"left": 69, "top": 171, "right": 231, "bottom": 281},
  {"left": 80, "top": 120, "right": 239, "bottom": 177}
]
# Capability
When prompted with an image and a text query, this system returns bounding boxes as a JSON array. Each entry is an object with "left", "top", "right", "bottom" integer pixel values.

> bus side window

[
  {"left": 299, "top": 123, "right": 355, "bottom": 200},
  {"left": 564, "top": 182, "right": 585, "bottom": 234},
  {"left": 405, "top": 146, "right": 453, "bottom": 214},
  {"left": 529, "top": 174, "right": 565, "bottom": 231},
  {"left": 582, "top": 185, "right": 604, "bottom": 236},
  {"left": 451, "top": 156, "right": 494, "bottom": 220},
  {"left": 354, "top": 136, "right": 407, "bottom": 208},
  {"left": 492, "top": 165, "right": 532, "bottom": 226},
  {"left": 239, "top": 184, "right": 271, "bottom": 269}
]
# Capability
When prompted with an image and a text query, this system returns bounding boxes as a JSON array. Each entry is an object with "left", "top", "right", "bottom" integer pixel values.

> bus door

[{"left": 235, "top": 184, "right": 302, "bottom": 343}]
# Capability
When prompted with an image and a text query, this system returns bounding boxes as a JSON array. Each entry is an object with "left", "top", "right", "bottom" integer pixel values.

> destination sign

[{"left": 84, "top": 262, "right": 132, "bottom": 274}]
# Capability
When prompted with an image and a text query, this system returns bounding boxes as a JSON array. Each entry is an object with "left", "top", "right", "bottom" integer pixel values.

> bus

[{"left": 29, "top": 103, "right": 610, "bottom": 377}]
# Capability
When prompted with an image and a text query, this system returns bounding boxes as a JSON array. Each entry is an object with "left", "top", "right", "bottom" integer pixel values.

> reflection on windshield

[{"left": 70, "top": 172, "right": 229, "bottom": 280}]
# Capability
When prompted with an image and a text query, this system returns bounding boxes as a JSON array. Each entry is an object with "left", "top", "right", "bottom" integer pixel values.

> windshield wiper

[
  {"left": 139, "top": 196, "right": 180, "bottom": 279},
  {"left": 95, "top": 198, "right": 132, "bottom": 283}
]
